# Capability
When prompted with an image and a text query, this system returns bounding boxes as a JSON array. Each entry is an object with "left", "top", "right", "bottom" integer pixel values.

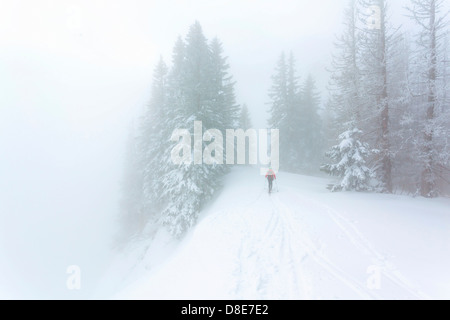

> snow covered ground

[{"left": 104, "top": 167, "right": 450, "bottom": 300}]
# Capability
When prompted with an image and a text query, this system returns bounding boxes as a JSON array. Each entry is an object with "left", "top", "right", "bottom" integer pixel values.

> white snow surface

[{"left": 105, "top": 167, "right": 450, "bottom": 300}]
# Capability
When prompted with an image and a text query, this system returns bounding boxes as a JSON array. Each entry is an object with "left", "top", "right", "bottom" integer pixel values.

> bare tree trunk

[
  {"left": 351, "top": 0, "right": 361, "bottom": 125},
  {"left": 379, "top": 0, "right": 392, "bottom": 193},
  {"left": 421, "top": 0, "right": 437, "bottom": 198}
]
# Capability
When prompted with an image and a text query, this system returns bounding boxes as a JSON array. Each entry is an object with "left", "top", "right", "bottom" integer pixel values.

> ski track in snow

[
  {"left": 215, "top": 184, "right": 377, "bottom": 300},
  {"left": 227, "top": 192, "right": 312, "bottom": 299},
  {"left": 272, "top": 194, "right": 375, "bottom": 299},
  {"left": 220, "top": 177, "right": 430, "bottom": 299},
  {"left": 118, "top": 169, "right": 447, "bottom": 300},
  {"left": 289, "top": 190, "right": 430, "bottom": 299}
]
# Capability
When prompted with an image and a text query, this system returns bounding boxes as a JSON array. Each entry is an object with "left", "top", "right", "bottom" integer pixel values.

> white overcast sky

[
  {"left": 0, "top": 0, "right": 443, "bottom": 299},
  {"left": 0, "top": 0, "right": 418, "bottom": 128},
  {"left": 0, "top": 0, "right": 346, "bottom": 127}
]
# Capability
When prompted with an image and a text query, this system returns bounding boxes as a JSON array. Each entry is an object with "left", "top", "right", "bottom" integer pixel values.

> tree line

[
  {"left": 322, "top": 0, "right": 449, "bottom": 198},
  {"left": 119, "top": 0, "right": 449, "bottom": 242}
]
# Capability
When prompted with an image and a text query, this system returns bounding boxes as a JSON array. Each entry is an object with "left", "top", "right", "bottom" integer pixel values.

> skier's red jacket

[{"left": 265, "top": 169, "right": 276, "bottom": 179}]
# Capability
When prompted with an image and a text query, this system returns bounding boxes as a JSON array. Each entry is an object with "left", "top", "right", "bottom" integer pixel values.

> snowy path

[{"left": 115, "top": 167, "right": 450, "bottom": 300}]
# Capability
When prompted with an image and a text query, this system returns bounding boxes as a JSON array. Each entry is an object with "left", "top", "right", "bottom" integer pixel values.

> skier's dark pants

[{"left": 268, "top": 177, "right": 273, "bottom": 192}]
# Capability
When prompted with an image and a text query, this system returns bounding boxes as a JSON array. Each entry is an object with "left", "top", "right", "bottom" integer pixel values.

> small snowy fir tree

[
  {"left": 140, "top": 57, "right": 169, "bottom": 221},
  {"left": 268, "top": 52, "right": 294, "bottom": 171},
  {"left": 324, "top": 0, "right": 374, "bottom": 192},
  {"left": 322, "top": 127, "right": 374, "bottom": 192}
]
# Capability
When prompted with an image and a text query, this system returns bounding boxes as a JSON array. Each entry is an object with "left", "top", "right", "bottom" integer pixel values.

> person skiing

[{"left": 265, "top": 167, "right": 277, "bottom": 194}]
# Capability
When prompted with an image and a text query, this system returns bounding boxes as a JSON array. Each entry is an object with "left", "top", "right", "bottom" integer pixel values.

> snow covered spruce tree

[
  {"left": 268, "top": 52, "right": 322, "bottom": 172},
  {"left": 153, "top": 22, "right": 239, "bottom": 236},
  {"left": 299, "top": 75, "right": 323, "bottom": 172},
  {"left": 209, "top": 37, "right": 240, "bottom": 132},
  {"left": 406, "top": 0, "right": 450, "bottom": 197},
  {"left": 118, "top": 58, "right": 170, "bottom": 242},
  {"left": 268, "top": 52, "right": 296, "bottom": 171},
  {"left": 268, "top": 52, "right": 288, "bottom": 154},
  {"left": 323, "top": 0, "right": 375, "bottom": 192},
  {"left": 322, "top": 128, "right": 374, "bottom": 192}
]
